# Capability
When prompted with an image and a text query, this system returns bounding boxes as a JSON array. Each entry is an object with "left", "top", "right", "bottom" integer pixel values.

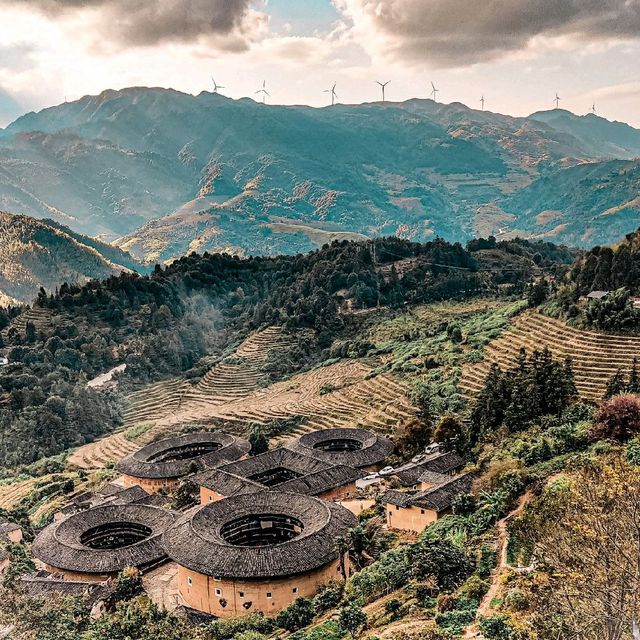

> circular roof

[
  {"left": 32, "top": 504, "right": 176, "bottom": 575},
  {"left": 116, "top": 432, "right": 251, "bottom": 479},
  {"left": 286, "top": 428, "right": 394, "bottom": 468},
  {"left": 163, "top": 492, "right": 358, "bottom": 579}
]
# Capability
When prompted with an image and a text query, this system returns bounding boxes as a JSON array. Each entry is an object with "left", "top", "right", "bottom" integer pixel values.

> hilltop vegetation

[
  {"left": 0, "top": 236, "right": 566, "bottom": 472},
  {"left": 1, "top": 89, "right": 640, "bottom": 259},
  {"left": 0, "top": 211, "right": 140, "bottom": 303}
]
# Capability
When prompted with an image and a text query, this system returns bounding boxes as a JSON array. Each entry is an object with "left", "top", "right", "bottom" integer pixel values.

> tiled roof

[
  {"left": 285, "top": 428, "right": 394, "bottom": 468},
  {"left": 391, "top": 452, "right": 464, "bottom": 486},
  {"left": 382, "top": 473, "right": 475, "bottom": 513},
  {"left": 117, "top": 432, "right": 251, "bottom": 479},
  {"left": 163, "top": 492, "right": 357, "bottom": 579}
]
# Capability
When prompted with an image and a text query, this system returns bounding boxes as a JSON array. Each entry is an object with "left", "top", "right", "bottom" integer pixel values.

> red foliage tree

[{"left": 590, "top": 394, "right": 640, "bottom": 442}]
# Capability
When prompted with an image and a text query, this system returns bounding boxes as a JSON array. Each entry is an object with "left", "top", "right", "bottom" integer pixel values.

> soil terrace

[{"left": 459, "top": 311, "right": 640, "bottom": 402}]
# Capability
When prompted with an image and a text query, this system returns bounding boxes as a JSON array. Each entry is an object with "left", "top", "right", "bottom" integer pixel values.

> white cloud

[{"left": 334, "top": 0, "right": 640, "bottom": 68}]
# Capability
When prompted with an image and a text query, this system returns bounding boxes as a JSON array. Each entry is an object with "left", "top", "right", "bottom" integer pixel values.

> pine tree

[{"left": 605, "top": 369, "right": 627, "bottom": 399}]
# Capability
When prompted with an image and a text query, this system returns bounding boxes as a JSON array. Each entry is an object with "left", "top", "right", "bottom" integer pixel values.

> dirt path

[{"left": 463, "top": 491, "right": 531, "bottom": 638}]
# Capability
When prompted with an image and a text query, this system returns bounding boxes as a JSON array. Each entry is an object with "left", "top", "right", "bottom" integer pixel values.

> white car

[
  {"left": 424, "top": 443, "right": 440, "bottom": 455},
  {"left": 378, "top": 466, "right": 395, "bottom": 476}
]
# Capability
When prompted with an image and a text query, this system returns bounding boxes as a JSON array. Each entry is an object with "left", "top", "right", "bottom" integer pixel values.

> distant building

[
  {"left": 117, "top": 432, "right": 251, "bottom": 494},
  {"left": 586, "top": 291, "right": 611, "bottom": 300},
  {"left": 382, "top": 473, "right": 475, "bottom": 534},
  {"left": 285, "top": 427, "right": 394, "bottom": 471},
  {"left": 163, "top": 492, "right": 357, "bottom": 617},
  {"left": 54, "top": 484, "right": 158, "bottom": 521},
  {"left": 193, "top": 446, "right": 363, "bottom": 504}
]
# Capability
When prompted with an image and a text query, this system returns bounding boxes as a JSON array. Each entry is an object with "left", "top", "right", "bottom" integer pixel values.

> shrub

[
  {"left": 590, "top": 394, "right": 640, "bottom": 442},
  {"left": 205, "top": 613, "right": 275, "bottom": 640},
  {"left": 459, "top": 574, "right": 490, "bottom": 601},
  {"left": 345, "top": 546, "right": 410, "bottom": 602},
  {"left": 312, "top": 581, "right": 344, "bottom": 614},
  {"left": 290, "top": 621, "right": 345, "bottom": 640},
  {"left": 476, "top": 544, "right": 498, "bottom": 579},
  {"left": 338, "top": 603, "right": 367, "bottom": 637},
  {"left": 409, "top": 539, "right": 474, "bottom": 593},
  {"left": 478, "top": 614, "right": 517, "bottom": 639},
  {"left": 504, "top": 588, "right": 528, "bottom": 612},
  {"left": 276, "top": 597, "right": 315, "bottom": 632},
  {"left": 627, "top": 438, "right": 640, "bottom": 466},
  {"left": 113, "top": 567, "right": 144, "bottom": 602},
  {"left": 434, "top": 609, "right": 475, "bottom": 634}
]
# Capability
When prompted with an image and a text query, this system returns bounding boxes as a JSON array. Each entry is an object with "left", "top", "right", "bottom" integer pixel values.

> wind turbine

[
  {"left": 211, "top": 77, "right": 225, "bottom": 94},
  {"left": 376, "top": 80, "right": 390, "bottom": 102},
  {"left": 480, "top": 95, "right": 485, "bottom": 111},
  {"left": 431, "top": 81, "right": 439, "bottom": 102},
  {"left": 554, "top": 92, "right": 561, "bottom": 109},
  {"left": 324, "top": 82, "right": 338, "bottom": 106},
  {"left": 255, "top": 80, "right": 269, "bottom": 104}
]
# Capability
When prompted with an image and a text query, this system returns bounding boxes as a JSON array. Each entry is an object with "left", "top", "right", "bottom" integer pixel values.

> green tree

[
  {"left": 605, "top": 369, "right": 627, "bottom": 399},
  {"left": 433, "top": 415, "right": 467, "bottom": 454},
  {"left": 409, "top": 539, "right": 474, "bottom": 592},
  {"left": 276, "top": 598, "right": 315, "bottom": 632},
  {"left": 338, "top": 603, "right": 367, "bottom": 638},
  {"left": 248, "top": 425, "right": 269, "bottom": 456}
]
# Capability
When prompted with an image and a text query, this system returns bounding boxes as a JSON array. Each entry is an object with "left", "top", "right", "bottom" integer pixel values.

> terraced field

[
  {"left": 459, "top": 311, "right": 640, "bottom": 402},
  {"left": 0, "top": 477, "right": 38, "bottom": 510},
  {"left": 0, "top": 306, "right": 55, "bottom": 340},
  {"left": 67, "top": 324, "right": 290, "bottom": 470},
  {"left": 69, "top": 328, "right": 416, "bottom": 470}
]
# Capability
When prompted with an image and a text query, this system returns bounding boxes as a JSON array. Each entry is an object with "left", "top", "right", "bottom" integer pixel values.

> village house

[
  {"left": 163, "top": 491, "right": 357, "bottom": 617},
  {"left": 117, "top": 432, "right": 251, "bottom": 494},
  {"left": 193, "top": 446, "right": 364, "bottom": 504},
  {"left": 53, "top": 483, "right": 160, "bottom": 521},
  {"left": 32, "top": 503, "right": 177, "bottom": 582},
  {"left": 285, "top": 427, "right": 394, "bottom": 471},
  {"left": 382, "top": 473, "right": 475, "bottom": 534},
  {"left": 0, "top": 520, "right": 23, "bottom": 543},
  {"left": 386, "top": 451, "right": 465, "bottom": 489}
]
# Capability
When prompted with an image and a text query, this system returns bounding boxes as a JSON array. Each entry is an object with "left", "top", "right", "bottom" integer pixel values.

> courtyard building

[
  {"left": 117, "top": 432, "right": 251, "bottom": 493},
  {"left": 32, "top": 504, "right": 177, "bottom": 582},
  {"left": 193, "top": 446, "right": 364, "bottom": 503},
  {"left": 163, "top": 491, "right": 357, "bottom": 617},
  {"left": 383, "top": 473, "right": 475, "bottom": 534},
  {"left": 285, "top": 427, "right": 394, "bottom": 471}
]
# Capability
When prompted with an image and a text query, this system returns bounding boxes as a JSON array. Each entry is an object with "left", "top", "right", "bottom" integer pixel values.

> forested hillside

[
  {"left": 0, "top": 211, "right": 139, "bottom": 303},
  {"left": 0, "top": 237, "right": 571, "bottom": 470}
]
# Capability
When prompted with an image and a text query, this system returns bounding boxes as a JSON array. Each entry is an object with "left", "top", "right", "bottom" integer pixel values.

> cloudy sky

[{"left": 1, "top": 0, "right": 639, "bottom": 127}]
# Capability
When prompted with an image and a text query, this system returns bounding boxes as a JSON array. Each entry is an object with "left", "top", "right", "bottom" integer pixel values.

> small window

[
  {"left": 239, "top": 591, "right": 244, "bottom": 598},
  {"left": 421, "top": 509, "right": 425, "bottom": 514},
  {"left": 292, "top": 587, "right": 298, "bottom": 594},
  {"left": 209, "top": 495, "right": 213, "bottom": 501},
  {"left": 395, "top": 505, "right": 400, "bottom": 511},
  {"left": 215, "top": 588, "right": 222, "bottom": 596},
  {"left": 389, "top": 510, "right": 393, "bottom": 516},
  {"left": 187, "top": 577, "right": 192, "bottom": 586},
  {"left": 266, "top": 592, "right": 272, "bottom": 598}
]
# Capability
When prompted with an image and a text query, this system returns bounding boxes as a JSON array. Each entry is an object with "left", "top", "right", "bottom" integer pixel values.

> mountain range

[{"left": 0, "top": 87, "right": 639, "bottom": 267}]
